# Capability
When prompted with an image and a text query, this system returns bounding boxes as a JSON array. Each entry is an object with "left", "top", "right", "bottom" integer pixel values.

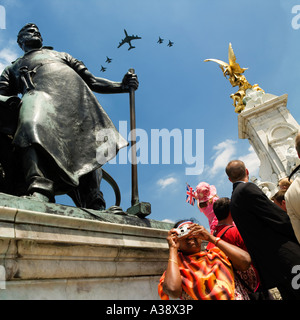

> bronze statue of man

[{"left": 0, "top": 23, "right": 138, "bottom": 209}]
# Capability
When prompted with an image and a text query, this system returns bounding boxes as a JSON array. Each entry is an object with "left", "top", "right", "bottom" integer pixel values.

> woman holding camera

[{"left": 158, "top": 220, "right": 251, "bottom": 300}]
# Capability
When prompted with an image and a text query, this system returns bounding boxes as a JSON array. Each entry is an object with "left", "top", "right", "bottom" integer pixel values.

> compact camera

[{"left": 175, "top": 223, "right": 191, "bottom": 238}]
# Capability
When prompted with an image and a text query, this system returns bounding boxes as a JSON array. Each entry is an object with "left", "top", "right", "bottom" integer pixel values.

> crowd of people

[{"left": 158, "top": 132, "right": 300, "bottom": 300}]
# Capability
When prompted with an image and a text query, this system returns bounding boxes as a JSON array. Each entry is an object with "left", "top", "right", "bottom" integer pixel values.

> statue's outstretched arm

[{"left": 80, "top": 69, "right": 139, "bottom": 94}]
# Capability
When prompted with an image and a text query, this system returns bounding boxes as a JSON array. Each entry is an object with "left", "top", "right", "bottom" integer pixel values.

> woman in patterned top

[{"left": 158, "top": 219, "right": 251, "bottom": 300}]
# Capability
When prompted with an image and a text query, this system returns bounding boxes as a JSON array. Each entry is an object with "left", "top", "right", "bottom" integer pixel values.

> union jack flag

[{"left": 186, "top": 183, "right": 195, "bottom": 206}]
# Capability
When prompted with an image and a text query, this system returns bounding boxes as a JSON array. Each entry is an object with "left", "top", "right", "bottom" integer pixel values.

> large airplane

[{"left": 117, "top": 29, "right": 142, "bottom": 50}]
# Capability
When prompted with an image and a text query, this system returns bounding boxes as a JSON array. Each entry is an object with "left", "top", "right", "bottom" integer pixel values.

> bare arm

[
  {"left": 189, "top": 224, "right": 251, "bottom": 271},
  {"left": 162, "top": 229, "right": 182, "bottom": 299}
]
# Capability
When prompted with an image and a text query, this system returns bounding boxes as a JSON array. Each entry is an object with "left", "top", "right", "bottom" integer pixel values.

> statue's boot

[
  {"left": 21, "top": 146, "right": 55, "bottom": 203},
  {"left": 68, "top": 168, "right": 106, "bottom": 211},
  {"left": 29, "top": 191, "right": 51, "bottom": 202}
]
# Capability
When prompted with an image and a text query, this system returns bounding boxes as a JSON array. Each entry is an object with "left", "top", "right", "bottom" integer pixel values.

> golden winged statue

[{"left": 205, "top": 43, "right": 263, "bottom": 113}]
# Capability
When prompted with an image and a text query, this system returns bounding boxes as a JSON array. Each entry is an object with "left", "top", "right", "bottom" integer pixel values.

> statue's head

[{"left": 17, "top": 23, "right": 43, "bottom": 50}]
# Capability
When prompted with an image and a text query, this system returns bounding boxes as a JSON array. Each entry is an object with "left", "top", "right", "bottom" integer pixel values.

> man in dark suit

[{"left": 226, "top": 160, "right": 300, "bottom": 299}]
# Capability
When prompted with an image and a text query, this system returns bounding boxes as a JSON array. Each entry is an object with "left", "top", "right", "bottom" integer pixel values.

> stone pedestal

[
  {"left": 0, "top": 194, "right": 172, "bottom": 300},
  {"left": 238, "top": 93, "right": 300, "bottom": 195}
]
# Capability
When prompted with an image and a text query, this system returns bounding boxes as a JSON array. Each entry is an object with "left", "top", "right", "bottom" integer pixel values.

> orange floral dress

[{"left": 158, "top": 247, "right": 235, "bottom": 300}]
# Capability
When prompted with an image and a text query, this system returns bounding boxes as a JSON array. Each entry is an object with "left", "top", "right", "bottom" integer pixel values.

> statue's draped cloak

[{"left": 0, "top": 48, "right": 128, "bottom": 190}]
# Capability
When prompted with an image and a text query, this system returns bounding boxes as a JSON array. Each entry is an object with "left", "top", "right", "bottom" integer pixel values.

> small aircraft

[
  {"left": 157, "top": 37, "right": 164, "bottom": 44},
  {"left": 100, "top": 65, "right": 107, "bottom": 72},
  {"left": 117, "top": 29, "right": 142, "bottom": 51},
  {"left": 167, "top": 40, "right": 174, "bottom": 47},
  {"left": 106, "top": 56, "right": 112, "bottom": 63}
]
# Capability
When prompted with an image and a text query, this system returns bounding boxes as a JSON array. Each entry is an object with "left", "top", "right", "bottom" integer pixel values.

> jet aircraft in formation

[
  {"left": 158, "top": 37, "right": 174, "bottom": 47},
  {"left": 167, "top": 40, "right": 174, "bottom": 47},
  {"left": 157, "top": 37, "right": 164, "bottom": 44},
  {"left": 117, "top": 29, "right": 142, "bottom": 51},
  {"left": 117, "top": 30, "right": 173, "bottom": 50},
  {"left": 101, "top": 31, "right": 174, "bottom": 71}
]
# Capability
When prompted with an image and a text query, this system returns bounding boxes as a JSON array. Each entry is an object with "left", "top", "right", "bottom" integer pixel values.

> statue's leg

[
  {"left": 75, "top": 168, "right": 106, "bottom": 210},
  {"left": 21, "top": 146, "right": 55, "bottom": 202}
]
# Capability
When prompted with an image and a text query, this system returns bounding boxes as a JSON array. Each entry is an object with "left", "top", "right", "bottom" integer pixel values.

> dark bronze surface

[{"left": 0, "top": 23, "right": 139, "bottom": 212}]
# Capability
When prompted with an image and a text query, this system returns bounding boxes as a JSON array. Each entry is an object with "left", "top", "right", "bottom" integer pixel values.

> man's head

[
  {"left": 278, "top": 177, "right": 292, "bottom": 191},
  {"left": 225, "top": 160, "right": 248, "bottom": 183},
  {"left": 271, "top": 190, "right": 287, "bottom": 212},
  {"left": 17, "top": 23, "right": 43, "bottom": 51},
  {"left": 213, "top": 197, "right": 231, "bottom": 221}
]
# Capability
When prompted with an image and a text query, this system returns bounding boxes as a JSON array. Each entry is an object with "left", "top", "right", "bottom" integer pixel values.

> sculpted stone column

[{"left": 238, "top": 93, "right": 300, "bottom": 188}]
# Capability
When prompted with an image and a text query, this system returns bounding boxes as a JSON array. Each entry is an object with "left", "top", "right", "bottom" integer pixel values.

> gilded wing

[
  {"left": 228, "top": 43, "right": 236, "bottom": 66},
  {"left": 228, "top": 43, "right": 247, "bottom": 74},
  {"left": 204, "top": 58, "right": 229, "bottom": 68},
  {"left": 204, "top": 58, "right": 230, "bottom": 75}
]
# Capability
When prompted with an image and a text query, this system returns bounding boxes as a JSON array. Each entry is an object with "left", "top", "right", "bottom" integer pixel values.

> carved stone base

[{"left": 0, "top": 193, "right": 171, "bottom": 300}]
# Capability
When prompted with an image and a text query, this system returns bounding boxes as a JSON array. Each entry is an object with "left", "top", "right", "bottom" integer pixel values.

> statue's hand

[
  {"left": 0, "top": 95, "right": 22, "bottom": 110},
  {"left": 122, "top": 72, "right": 139, "bottom": 92},
  {"left": 7, "top": 96, "right": 22, "bottom": 110}
]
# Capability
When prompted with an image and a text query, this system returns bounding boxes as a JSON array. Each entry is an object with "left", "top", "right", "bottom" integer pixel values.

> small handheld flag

[{"left": 186, "top": 183, "right": 195, "bottom": 206}]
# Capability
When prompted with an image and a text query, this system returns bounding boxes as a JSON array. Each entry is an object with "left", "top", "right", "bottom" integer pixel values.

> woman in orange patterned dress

[{"left": 158, "top": 220, "right": 251, "bottom": 300}]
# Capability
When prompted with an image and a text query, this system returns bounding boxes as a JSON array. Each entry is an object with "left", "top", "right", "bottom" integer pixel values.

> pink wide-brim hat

[{"left": 194, "top": 182, "right": 217, "bottom": 203}]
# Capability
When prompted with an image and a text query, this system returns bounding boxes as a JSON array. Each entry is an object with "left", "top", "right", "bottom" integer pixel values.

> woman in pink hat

[{"left": 194, "top": 182, "right": 219, "bottom": 233}]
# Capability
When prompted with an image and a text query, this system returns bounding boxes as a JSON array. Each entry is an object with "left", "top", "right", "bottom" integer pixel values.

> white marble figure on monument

[{"left": 286, "top": 137, "right": 300, "bottom": 177}]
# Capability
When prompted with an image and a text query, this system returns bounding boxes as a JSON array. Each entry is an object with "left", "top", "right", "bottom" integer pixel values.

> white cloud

[
  {"left": 0, "top": 42, "right": 19, "bottom": 74},
  {"left": 157, "top": 177, "right": 178, "bottom": 189},
  {"left": 209, "top": 139, "right": 237, "bottom": 176},
  {"left": 238, "top": 146, "right": 260, "bottom": 177},
  {"left": 206, "top": 140, "right": 260, "bottom": 179},
  {"left": 162, "top": 219, "right": 175, "bottom": 224}
]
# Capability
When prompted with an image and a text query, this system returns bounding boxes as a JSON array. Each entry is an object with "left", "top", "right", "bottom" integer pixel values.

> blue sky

[{"left": 0, "top": 0, "right": 300, "bottom": 229}]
